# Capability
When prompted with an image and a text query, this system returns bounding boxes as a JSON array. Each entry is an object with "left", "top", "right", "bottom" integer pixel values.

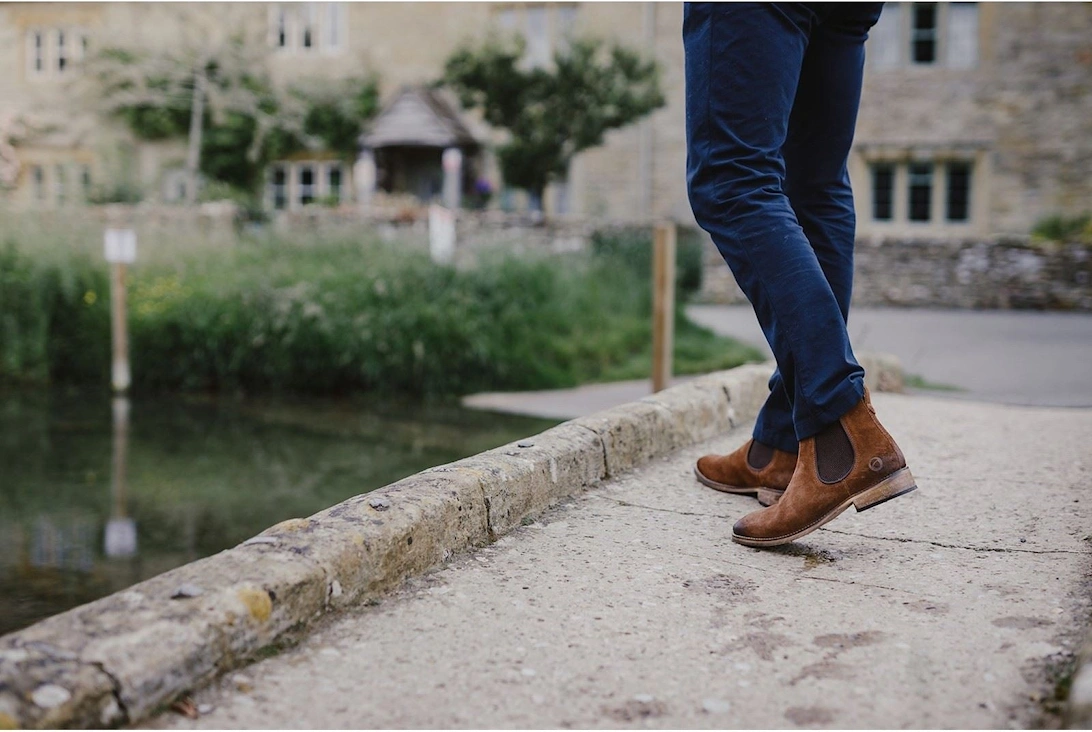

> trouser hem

[
  {"left": 752, "top": 424, "right": 799, "bottom": 455},
  {"left": 793, "top": 377, "right": 864, "bottom": 442}
]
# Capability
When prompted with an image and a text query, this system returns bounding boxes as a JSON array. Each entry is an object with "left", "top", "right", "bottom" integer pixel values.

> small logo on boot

[{"left": 868, "top": 457, "right": 884, "bottom": 472}]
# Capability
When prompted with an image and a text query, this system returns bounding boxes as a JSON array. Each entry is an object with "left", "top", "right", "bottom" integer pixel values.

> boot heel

[{"left": 852, "top": 467, "right": 918, "bottom": 512}]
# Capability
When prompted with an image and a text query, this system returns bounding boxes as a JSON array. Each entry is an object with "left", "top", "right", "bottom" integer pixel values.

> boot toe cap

[
  {"left": 732, "top": 510, "right": 764, "bottom": 539},
  {"left": 695, "top": 455, "right": 718, "bottom": 479}
]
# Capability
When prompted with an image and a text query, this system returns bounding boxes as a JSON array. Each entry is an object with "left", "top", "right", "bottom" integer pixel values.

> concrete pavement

[
  {"left": 688, "top": 305, "right": 1092, "bottom": 408},
  {"left": 463, "top": 307, "right": 1092, "bottom": 422},
  {"left": 154, "top": 393, "right": 1092, "bottom": 729}
]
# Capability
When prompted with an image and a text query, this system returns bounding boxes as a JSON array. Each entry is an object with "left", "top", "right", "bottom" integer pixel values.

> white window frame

[
  {"left": 268, "top": 164, "right": 289, "bottom": 210},
  {"left": 296, "top": 163, "right": 316, "bottom": 206},
  {"left": 299, "top": 3, "right": 316, "bottom": 50},
  {"left": 324, "top": 162, "right": 343, "bottom": 203},
  {"left": 863, "top": 157, "right": 975, "bottom": 228},
  {"left": 869, "top": 3, "right": 978, "bottom": 71},
  {"left": 26, "top": 26, "right": 86, "bottom": 80},
  {"left": 494, "top": 5, "right": 580, "bottom": 66},
  {"left": 56, "top": 28, "right": 68, "bottom": 73},
  {"left": 910, "top": 2, "right": 939, "bottom": 66},
  {"left": 323, "top": 3, "right": 345, "bottom": 53},
  {"left": 271, "top": 5, "right": 291, "bottom": 50},
  {"left": 945, "top": 2, "right": 978, "bottom": 69},
  {"left": 270, "top": 3, "right": 345, "bottom": 55}
]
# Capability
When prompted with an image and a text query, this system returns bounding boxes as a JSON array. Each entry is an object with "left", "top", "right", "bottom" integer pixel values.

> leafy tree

[
  {"left": 297, "top": 76, "right": 382, "bottom": 160},
  {"left": 441, "top": 36, "right": 665, "bottom": 208},
  {"left": 86, "top": 9, "right": 290, "bottom": 204},
  {"left": 87, "top": 9, "right": 379, "bottom": 203}
]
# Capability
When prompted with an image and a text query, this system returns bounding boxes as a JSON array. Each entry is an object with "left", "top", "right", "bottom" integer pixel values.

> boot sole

[
  {"left": 693, "top": 465, "right": 784, "bottom": 506},
  {"left": 731, "top": 467, "right": 918, "bottom": 548}
]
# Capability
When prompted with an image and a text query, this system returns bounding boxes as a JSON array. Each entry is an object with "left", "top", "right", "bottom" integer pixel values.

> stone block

[{"left": 453, "top": 423, "right": 607, "bottom": 535}]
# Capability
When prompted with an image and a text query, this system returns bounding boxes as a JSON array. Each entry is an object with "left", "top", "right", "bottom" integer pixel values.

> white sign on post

[
  {"left": 428, "top": 204, "right": 456, "bottom": 264},
  {"left": 104, "top": 228, "right": 137, "bottom": 264}
]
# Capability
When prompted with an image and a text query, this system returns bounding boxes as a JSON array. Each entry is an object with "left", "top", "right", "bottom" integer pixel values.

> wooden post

[
  {"left": 110, "top": 262, "right": 130, "bottom": 393},
  {"left": 105, "top": 228, "right": 136, "bottom": 393},
  {"left": 652, "top": 221, "right": 676, "bottom": 393}
]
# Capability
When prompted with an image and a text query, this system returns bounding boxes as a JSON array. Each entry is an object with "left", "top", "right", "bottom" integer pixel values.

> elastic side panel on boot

[
  {"left": 814, "top": 421, "right": 855, "bottom": 483},
  {"left": 746, "top": 440, "right": 774, "bottom": 470}
]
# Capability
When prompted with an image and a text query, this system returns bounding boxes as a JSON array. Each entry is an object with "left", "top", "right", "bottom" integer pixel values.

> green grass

[
  {"left": 904, "top": 373, "right": 965, "bottom": 392},
  {"left": 0, "top": 225, "right": 762, "bottom": 398}
]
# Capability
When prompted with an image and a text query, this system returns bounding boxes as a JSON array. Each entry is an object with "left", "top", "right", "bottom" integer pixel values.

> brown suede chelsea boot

[
  {"left": 694, "top": 439, "right": 797, "bottom": 506},
  {"left": 732, "top": 388, "right": 917, "bottom": 547}
]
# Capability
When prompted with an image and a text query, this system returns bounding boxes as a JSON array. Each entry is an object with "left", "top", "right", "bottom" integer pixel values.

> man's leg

[
  {"left": 724, "top": 4, "right": 918, "bottom": 548},
  {"left": 684, "top": 2, "right": 865, "bottom": 446},
  {"left": 757, "top": 3, "right": 887, "bottom": 450}
]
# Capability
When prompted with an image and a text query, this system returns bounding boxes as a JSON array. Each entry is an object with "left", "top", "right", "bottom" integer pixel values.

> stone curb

[
  {"left": 0, "top": 355, "right": 902, "bottom": 729},
  {"left": 1065, "top": 636, "right": 1092, "bottom": 727}
]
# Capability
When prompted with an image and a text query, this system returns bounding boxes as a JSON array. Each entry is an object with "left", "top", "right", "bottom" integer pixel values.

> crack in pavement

[
  {"left": 602, "top": 496, "right": 1088, "bottom": 556},
  {"left": 822, "top": 528, "right": 1089, "bottom": 556}
]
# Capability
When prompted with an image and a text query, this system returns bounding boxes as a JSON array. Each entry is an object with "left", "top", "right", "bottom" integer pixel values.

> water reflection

[
  {"left": 105, "top": 397, "right": 137, "bottom": 559},
  {"left": 0, "top": 391, "right": 557, "bottom": 635}
]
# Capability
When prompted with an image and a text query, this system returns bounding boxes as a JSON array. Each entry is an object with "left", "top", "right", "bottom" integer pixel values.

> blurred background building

[{"left": 1, "top": 2, "right": 1090, "bottom": 238}]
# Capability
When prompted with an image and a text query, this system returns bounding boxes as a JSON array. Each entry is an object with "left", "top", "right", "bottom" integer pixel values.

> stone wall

[{"left": 699, "top": 237, "right": 1092, "bottom": 311}]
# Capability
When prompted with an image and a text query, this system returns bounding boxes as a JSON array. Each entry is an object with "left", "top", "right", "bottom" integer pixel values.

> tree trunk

[{"left": 184, "top": 63, "right": 208, "bottom": 205}]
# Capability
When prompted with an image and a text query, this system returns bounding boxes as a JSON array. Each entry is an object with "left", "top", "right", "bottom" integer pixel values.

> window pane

[
  {"left": 557, "top": 5, "right": 578, "bottom": 53},
  {"left": 498, "top": 9, "right": 517, "bottom": 30},
  {"left": 912, "top": 3, "right": 937, "bottom": 64},
  {"left": 868, "top": 3, "right": 901, "bottom": 69},
  {"left": 33, "top": 31, "right": 44, "bottom": 72},
  {"left": 32, "top": 166, "right": 44, "bottom": 200},
  {"left": 277, "top": 8, "right": 288, "bottom": 48},
  {"left": 947, "top": 3, "right": 978, "bottom": 69},
  {"left": 55, "top": 164, "right": 66, "bottom": 205},
  {"left": 57, "top": 30, "right": 66, "bottom": 72},
  {"left": 525, "top": 7, "right": 549, "bottom": 67},
  {"left": 327, "top": 165, "right": 341, "bottom": 201},
  {"left": 946, "top": 162, "right": 972, "bottom": 222},
  {"left": 302, "top": 6, "right": 314, "bottom": 49},
  {"left": 908, "top": 162, "right": 933, "bottom": 222},
  {"left": 271, "top": 166, "right": 287, "bottom": 209},
  {"left": 871, "top": 163, "right": 895, "bottom": 221},
  {"left": 299, "top": 165, "right": 314, "bottom": 205},
  {"left": 326, "top": 3, "right": 343, "bottom": 49}
]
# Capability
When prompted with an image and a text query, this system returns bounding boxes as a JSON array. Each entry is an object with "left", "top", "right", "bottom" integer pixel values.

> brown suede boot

[
  {"left": 732, "top": 389, "right": 917, "bottom": 547},
  {"left": 694, "top": 439, "right": 797, "bottom": 506}
]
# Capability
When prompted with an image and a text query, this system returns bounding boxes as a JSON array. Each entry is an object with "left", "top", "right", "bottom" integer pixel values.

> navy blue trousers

[{"left": 684, "top": 2, "right": 884, "bottom": 454}]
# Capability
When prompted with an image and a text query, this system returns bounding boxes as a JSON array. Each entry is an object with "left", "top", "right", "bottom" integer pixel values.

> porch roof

[{"left": 360, "top": 87, "right": 479, "bottom": 150}]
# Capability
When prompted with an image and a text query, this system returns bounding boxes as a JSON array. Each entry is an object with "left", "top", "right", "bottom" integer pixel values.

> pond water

[{"left": 0, "top": 390, "right": 558, "bottom": 636}]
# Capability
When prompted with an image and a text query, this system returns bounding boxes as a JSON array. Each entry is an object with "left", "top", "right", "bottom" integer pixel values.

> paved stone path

[
  {"left": 688, "top": 305, "right": 1092, "bottom": 408},
  {"left": 154, "top": 393, "right": 1092, "bottom": 729}
]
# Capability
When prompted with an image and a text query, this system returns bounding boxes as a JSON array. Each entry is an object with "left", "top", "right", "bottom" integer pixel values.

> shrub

[
  {"left": 589, "top": 224, "right": 705, "bottom": 301},
  {"left": 1031, "top": 213, "right": 1092, "bottom": 243},
  {"left": 0, "top": 241, "right": 109, "bottom": 385},
  {"left": 0, "top": 233, "right": 761, "bottom": 397}
]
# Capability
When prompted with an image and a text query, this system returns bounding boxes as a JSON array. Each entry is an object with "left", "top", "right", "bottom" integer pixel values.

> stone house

[{"left": 1, "top": 2, "right": 1089, "bottom": 237}]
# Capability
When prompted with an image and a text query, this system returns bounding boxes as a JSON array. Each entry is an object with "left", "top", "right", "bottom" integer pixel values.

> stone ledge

[
  {"left": 1065, "top": 634, "right": 1092, "bottom": 727},
  {"left": 0, "top": 355, "right": 903, "bottom": 728}
]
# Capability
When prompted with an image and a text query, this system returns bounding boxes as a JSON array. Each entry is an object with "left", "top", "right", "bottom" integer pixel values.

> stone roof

[{"left": 360, "top": 87, "right": 479, "bottom": 150}]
